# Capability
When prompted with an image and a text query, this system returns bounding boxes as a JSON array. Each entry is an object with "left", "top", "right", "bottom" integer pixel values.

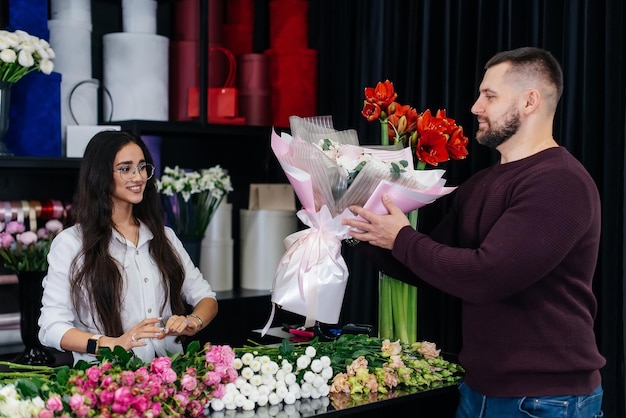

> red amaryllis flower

[
  {"left": 415, "top": 129, "right": 449, "bottom": 166},
  {"left": 446, "top": 126, "right": 469, "bottom": 160},
  {"left": 364, "top": 79, "right": 398, "bottom": 109},
  {"left": 361, "top": 101, "right": 381, "bottom": 122}
]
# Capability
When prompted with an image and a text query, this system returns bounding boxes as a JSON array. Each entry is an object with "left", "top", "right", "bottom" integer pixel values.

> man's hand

[{"left": 343, "top": 194, "right": 411, "bottom": 250}]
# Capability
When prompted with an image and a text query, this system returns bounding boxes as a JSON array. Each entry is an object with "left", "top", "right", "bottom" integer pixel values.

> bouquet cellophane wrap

[{"left": 262, "top": 116, "right": 456, "bottom": 333}]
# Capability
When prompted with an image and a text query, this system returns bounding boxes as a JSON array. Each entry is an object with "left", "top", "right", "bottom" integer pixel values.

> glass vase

[{"left": 0, "top": 81, "right": 14, "bottom": 156}]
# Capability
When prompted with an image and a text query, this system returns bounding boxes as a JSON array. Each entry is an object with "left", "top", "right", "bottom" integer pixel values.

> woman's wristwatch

[{"left": 87, "top": 334, "right": 103, "bottom": 354}]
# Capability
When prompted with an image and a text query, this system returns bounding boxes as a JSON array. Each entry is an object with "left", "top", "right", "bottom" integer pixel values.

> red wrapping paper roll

[
  {"left": 208, "top": 0, "right": 224, "bottom": 45},
  {"left": 265, "top": 48, "right": 317, "bottom": 127},
  {"left": 174, "top": 0, "right": 200, "bottom": 41},
  {"left": 227, "top": 0, "right": 254, "bottom": 25},
  {"left": 169, "top": 40, "right": 200, "bottom": 121},
  {"left": 224, "top": 23, "right": 253, "bottom": 56},
  {"left": 269, "top": 0, "right": 309, "bottom": 50}
]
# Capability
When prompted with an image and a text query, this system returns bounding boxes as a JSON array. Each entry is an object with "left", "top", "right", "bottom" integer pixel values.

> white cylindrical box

[
  {"left": 200, "top": 239, "right": 234, "bottom": 292},
  {"left": 204, "top": 201, "right": 232, "bottom": 241},
  {"left": 103, "top": 33, "right": 169, "bottom": 121},
  {"left": 240, "top": 209, "right": 298, "bottom": 290}
]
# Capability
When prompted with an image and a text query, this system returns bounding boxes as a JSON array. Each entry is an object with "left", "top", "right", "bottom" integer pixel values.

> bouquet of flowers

[
  {"left": 0, "top": 29, "right": 55, "bottom": 83},
  {"left": 362, "top": 79, "right": 469, "bottom": 344},
  {"left": 0, "top": 219, "right": 64, "bottom": 272},
  {"left": 262, "top": 115, "right": 458, "bottom": 334},
  {"left": 155, "top": 165, "right": 233, "bottom": 239}
]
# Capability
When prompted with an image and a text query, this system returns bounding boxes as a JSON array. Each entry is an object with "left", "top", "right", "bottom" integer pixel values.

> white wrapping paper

[
  {"left": 103, "top": 33, "right": 169, "bottom": 121},
  {"left": 122, "top": 0, "right": 157, "bottom": 34},
  {"left": 50, "top": 0, "right": 91, "bottom": 24},
  {"left": 262, "top": 205, "right": 353, "bottom": 334},
  {"left": 48, "top": 19, "right": 92, "bottom": 79}
]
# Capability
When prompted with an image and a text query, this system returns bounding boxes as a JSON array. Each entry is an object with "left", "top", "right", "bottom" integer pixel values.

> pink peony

[
  {"left": 45, "top": 218, "right": 63, "bottom": 233},
  {"left": 0, "top": 231, "right": 14, "bottom": 248},
  {"left": 17, "top": 230, "right": 38, "bottom": 245},
  {"left": 5, "top": 220, "right": 25, "bottom": 234}
]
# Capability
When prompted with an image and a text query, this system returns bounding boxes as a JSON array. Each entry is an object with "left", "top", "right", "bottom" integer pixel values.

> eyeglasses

[{"left": 114, "top": 163, "right": 155, "bottom": 181}]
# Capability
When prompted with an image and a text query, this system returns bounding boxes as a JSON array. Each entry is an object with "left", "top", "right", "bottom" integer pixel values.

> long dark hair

[{"left": 70, "top": 130, "right": 186, "bottom": 336}]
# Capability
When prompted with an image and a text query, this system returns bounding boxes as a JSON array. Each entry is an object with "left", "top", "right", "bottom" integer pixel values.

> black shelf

[
  {"left": 105, "top": 120, "right": 277, "bottom": 138},
  {"left": 0, "top": 156, "right": 82, "bottom": 169}
]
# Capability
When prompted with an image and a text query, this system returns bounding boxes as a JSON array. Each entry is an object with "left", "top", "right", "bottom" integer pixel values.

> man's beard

[{"left": 476, "top": 106, "right": 520, "bottom": 149}]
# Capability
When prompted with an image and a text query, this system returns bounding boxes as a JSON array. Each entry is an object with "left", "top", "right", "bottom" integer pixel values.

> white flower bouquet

[
  {"left": 0, "top": 29, "right": 55, "bottom": 83},
  {"left": 262, "top": 116, "right": 456, "bottom": 333},
  {"left": 155, "top": 165, "right": 233, "bottom": 239}
]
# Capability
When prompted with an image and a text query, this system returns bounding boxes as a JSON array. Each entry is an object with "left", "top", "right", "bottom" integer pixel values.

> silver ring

[{"left": 131, "top": 333, "right": 137, "bottom": 342}]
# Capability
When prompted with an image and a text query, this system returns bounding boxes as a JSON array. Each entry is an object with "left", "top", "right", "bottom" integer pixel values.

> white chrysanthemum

[
  {"left": 241, "top": 398, "right": 256, "bottom": 411},
  {"left": 239, "top": 382, "right": 255, "bottom": 397},
  {"left": 268, "top": 392, "right": 281, "bottom": 405},
  {"left": 310, "top": 387, "right": 323, "bottom": 399},
  {"left": 261, "top": 373, "right": 277, "bottom": 388},
  {"left": 310, "top": 358, "right": 323, "bottom": 373},
  {"left": 274, "top": 368, "right": 286, "bottom": 382},
  {"left": 296, "top": 355, "right": 311, "bottom": 370},
  {"left": 283, "top": 372, "right": 296, "bottom": 386},
  {"left": 233, "top": 392, "right": 248, "bottom": 408},
  {"left": 256, "top": 393, "right": 269, "bottom": 407},
  {"left": 275, "top": 385, "right": 289, "bottom": 400},
  {"left": 233, "top": 357, "right": 243, "bottom": 369},
  {"left": 305, "top": 346, "right": 317, "bottom": 358},
  {"left": 321, "top": 366, "right": 334, "bottom": 380},
  {"left": 319, "top": 355, "right": 331, "bottom": 368},
  {"left": 318, "top": 384, "right": 330, "bottom": 397},
  {"left": 257, "top": 355, "right": 271, "bottom": 364},
  {"left": 302, "top": 370, "right": 316, "bottom": 383},
  {"left": 281, "top": 361, "right": 293, "bottom": 373},
  {"left": 209, "top": 398, "right": 225, "bottom": 411},
  {"left": 300, "top": 381, "right": 313, "bottom": 395},
  {"left": 256, "top": 384, "right": 272, "bottom": 396},
  {"left": 283, "top": 391, "right": 297, "bottom": 405},
  {"left": 249, "top": 359, "right": 262, "bottom": 372},
  {"left": 313, "top": 375, "right": 327, "bottom": 388},
  {"left": 240, "top": 366, "right": 254, "bottom": 380},
  {"left": 288, "top": 383, "right": 301, "bottom": 397},
  {"left": 249, "top": 374, "right": 263, "bottom": 387}
]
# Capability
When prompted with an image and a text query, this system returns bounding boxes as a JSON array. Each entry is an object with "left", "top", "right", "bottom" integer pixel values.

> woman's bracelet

[{"left": 187, "top": 313, "right": 204, "bottom": 328}]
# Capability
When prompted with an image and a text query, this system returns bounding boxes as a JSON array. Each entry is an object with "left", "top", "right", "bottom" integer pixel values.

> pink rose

[
  {"left": 37, "top": 409, "right": 54, "bottom": 418},
  {"left": 45, "top": 394, "right": 64, "bottom": 412},
  {"left": 69, "top": 393, "right": 85, "bottom": 411},
  {"left": 17, "top": 230, "right": 38, "bottom": 246},
  {"left": 181, "top": 373, "right": 198, "bottom": 391}
]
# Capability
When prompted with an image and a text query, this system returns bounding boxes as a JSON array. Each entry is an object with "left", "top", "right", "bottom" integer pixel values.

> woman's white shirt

[{"left": 38, "top": 222, "right": 216, "bottom": 365}]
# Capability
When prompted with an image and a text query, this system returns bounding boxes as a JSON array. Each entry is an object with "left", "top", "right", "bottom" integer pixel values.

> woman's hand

[
  {"left": 108, "top": 317, "right": 167, "bottom": 350},
  {"left": 164, "top": 314, "right": 197, "bottom": 337}
]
